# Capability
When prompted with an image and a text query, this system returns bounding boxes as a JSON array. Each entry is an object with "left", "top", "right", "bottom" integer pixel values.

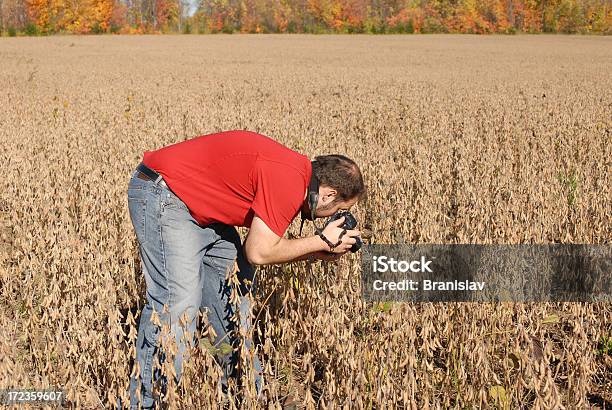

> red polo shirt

[{"left": 141, "top": 130, "right": 311, "bottom": 237}]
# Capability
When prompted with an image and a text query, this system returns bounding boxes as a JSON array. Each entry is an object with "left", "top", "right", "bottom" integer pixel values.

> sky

[{"left": 186, "top": 0, "right": 199, "bottom": 17}]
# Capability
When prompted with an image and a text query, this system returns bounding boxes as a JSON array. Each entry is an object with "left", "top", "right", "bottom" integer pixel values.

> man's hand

[{"left": 319, "top": 216, "right": 361, "bottom": 254}]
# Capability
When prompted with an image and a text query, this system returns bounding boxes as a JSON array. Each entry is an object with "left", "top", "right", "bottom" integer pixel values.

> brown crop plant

[{"left": 0, "top": 35, "right": 610, "bottom": 409}]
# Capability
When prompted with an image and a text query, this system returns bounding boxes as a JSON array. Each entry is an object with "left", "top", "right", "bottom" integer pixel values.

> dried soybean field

[{"left": 0, "top": 35, "right": 610, "bottom": 408}]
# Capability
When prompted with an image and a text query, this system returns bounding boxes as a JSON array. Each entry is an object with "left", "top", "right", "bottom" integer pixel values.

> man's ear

[{"left": 319, "top": 186, "right": 338, "bottom": 203}]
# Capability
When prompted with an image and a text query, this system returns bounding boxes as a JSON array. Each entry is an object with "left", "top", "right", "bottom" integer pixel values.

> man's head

[{"left": 302, "top": 154, "right": 366, "bottom": 219}]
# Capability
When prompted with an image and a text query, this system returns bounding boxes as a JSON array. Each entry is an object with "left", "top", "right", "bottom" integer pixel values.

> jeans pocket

[
  {"left": 161, "top": 190, "right": 189, "bottom": 212},
  {"left": 128, "top": 196, "right": 148, "bottom": 246}
]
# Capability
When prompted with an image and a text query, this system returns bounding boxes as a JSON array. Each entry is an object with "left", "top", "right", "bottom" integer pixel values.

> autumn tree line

[{"left": 0, "top": 0, "right": 609, "bottom": 35}]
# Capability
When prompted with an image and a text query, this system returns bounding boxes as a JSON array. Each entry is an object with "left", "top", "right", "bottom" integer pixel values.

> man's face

[
  {"left": 300, "top": 185, "right": 359, "bottom": 221},
  {"left": 313, "top": 186, "right": 358, "bottom": 219},
  {"left": 314, "top": 196, "right": 357, "bottom": 218}
]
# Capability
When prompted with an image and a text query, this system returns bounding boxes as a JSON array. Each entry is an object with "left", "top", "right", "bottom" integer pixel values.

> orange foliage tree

[{"left": 10, "top": 0, "right": 612, "bottom": 34}]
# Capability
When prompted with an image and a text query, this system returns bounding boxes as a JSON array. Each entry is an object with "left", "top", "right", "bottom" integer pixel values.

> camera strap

[
  {"left": 316, "top": 227, "right": 346, "bottom": 251},
  {"left": 299, "top": 160, "right": 347, "bottom": 251},
  {"left": 299, "top": 161, "right": 320, "bottom": 236}
]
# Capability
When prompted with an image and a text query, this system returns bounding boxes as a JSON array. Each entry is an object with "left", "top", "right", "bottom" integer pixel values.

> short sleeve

[{"left": 250, "top": 160, "right": 306, "bottom": 237}]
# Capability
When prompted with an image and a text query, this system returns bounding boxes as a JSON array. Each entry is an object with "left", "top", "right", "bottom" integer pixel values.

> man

[{"left": 122, "top": 129, "right": 364, "bottom": 409}]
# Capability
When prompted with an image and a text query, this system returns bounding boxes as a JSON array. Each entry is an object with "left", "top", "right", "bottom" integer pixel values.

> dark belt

[{"left": 135, "top": 163, "right": 170, "bottom": 190}]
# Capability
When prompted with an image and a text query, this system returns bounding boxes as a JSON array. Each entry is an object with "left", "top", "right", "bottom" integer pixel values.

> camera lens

[{"left": 350, "top": 237, "right": 362, "bottom": 253}]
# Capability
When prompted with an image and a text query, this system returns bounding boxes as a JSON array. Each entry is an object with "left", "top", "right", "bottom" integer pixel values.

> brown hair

[{"left": 312, "top": 155, "right": 366, "bottom": 202}]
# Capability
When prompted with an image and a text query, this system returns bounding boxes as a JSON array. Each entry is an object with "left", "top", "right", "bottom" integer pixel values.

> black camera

[{"left": 324, "top": 210, "right": 362, "bottom": 253}]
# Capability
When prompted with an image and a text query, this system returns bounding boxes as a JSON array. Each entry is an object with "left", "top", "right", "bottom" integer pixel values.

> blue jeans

[{"left": 120, "top": 169, "right": 263, "bottom": 409}]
